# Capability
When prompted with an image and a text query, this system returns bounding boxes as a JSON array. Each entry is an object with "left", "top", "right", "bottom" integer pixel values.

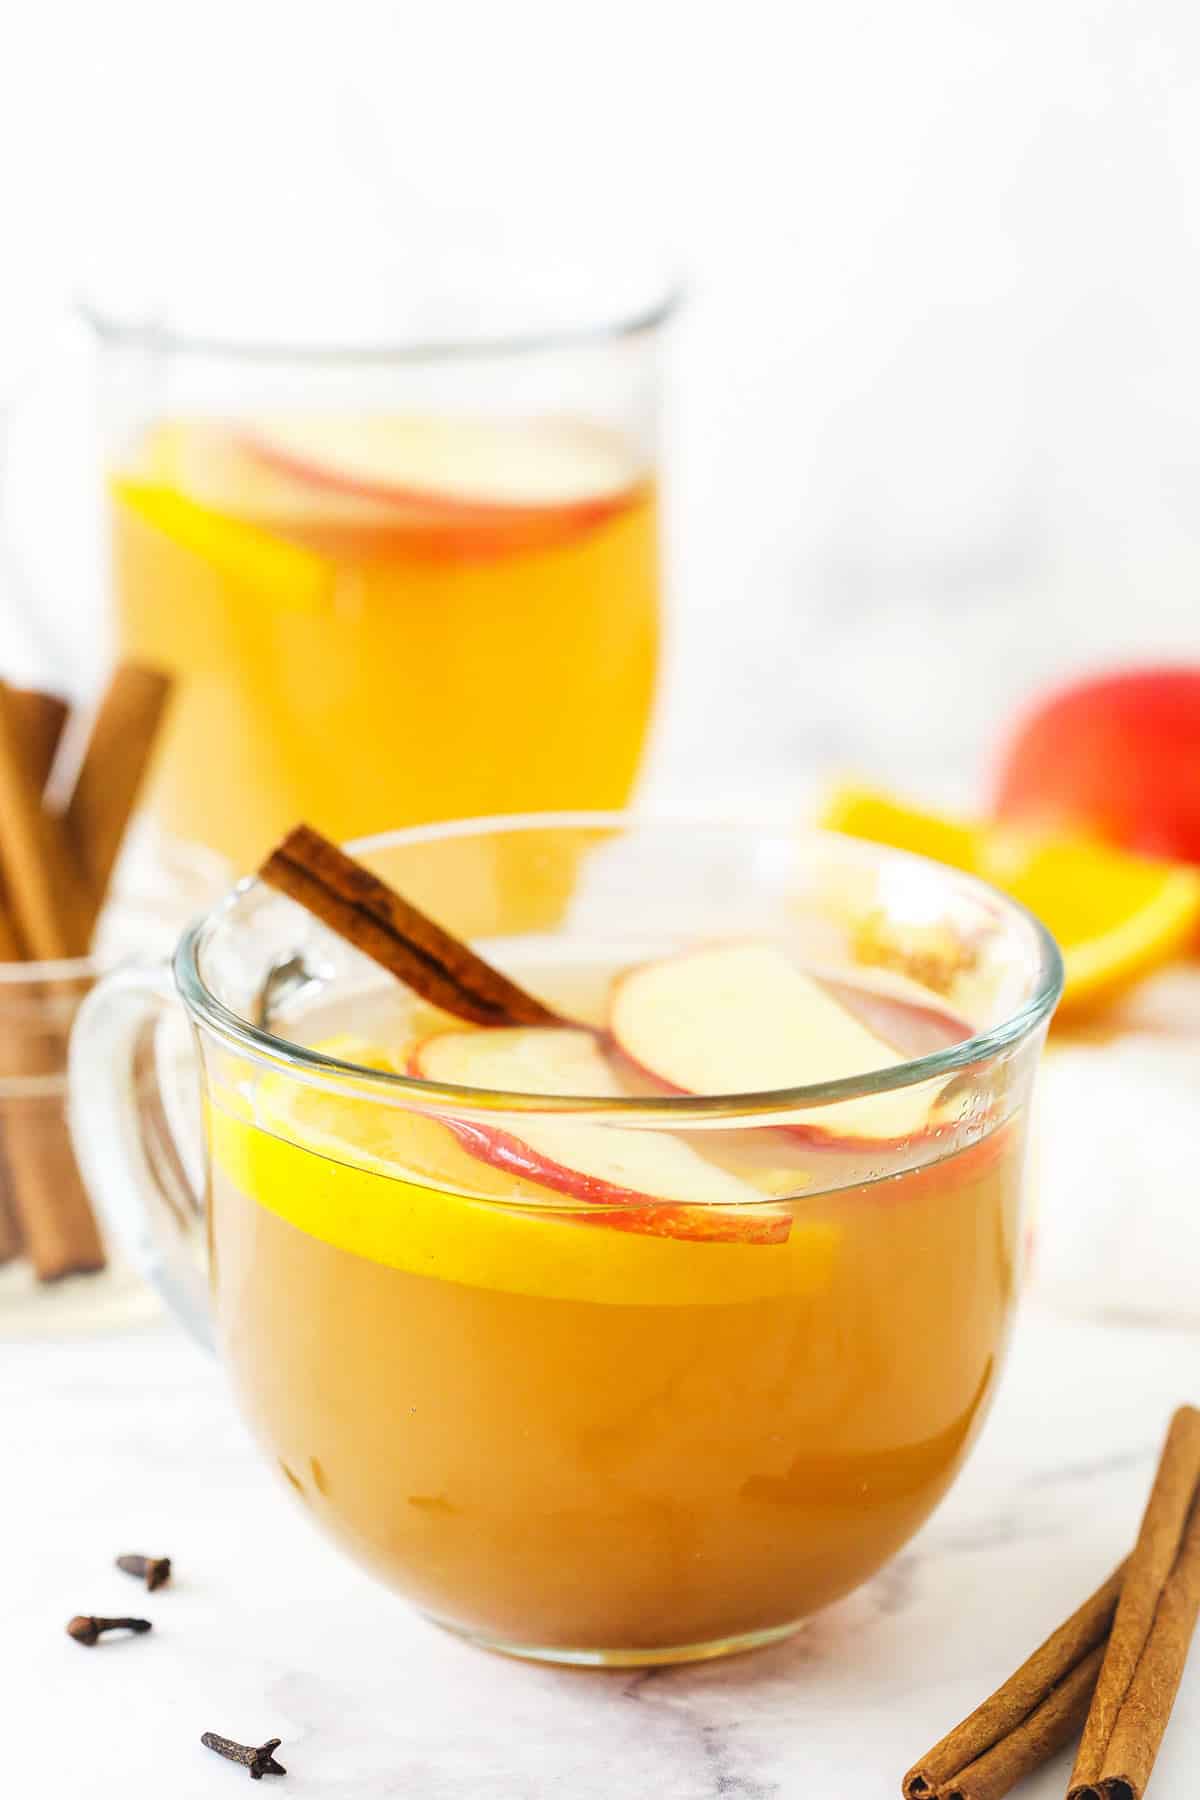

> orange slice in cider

[
  {"left": 206, "top": 1037, "right": 838, "bottom": 1307},
  {"left": 408, "top": 1026, "right": 792, "bottom": 1244},
  {"left": 115, "top": 414, "right": 647, "bottom": 566}
]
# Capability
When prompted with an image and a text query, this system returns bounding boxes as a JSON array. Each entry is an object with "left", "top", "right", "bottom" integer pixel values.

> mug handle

[{"left": 69, "top": 959, "right": 215, "bottom": 1350}]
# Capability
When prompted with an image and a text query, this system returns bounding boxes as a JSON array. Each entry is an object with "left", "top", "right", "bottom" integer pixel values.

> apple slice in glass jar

[{"left": 238, "top": 414, "right": 642, "bottom": 555}]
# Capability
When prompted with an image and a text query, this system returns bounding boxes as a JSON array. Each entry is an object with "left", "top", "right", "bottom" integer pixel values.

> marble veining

[{"left": 5, "top": 1301, "right": 1200, "bottom": 1797}]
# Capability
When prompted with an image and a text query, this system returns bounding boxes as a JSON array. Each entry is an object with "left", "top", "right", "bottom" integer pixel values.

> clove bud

[
  {"left": 66, "top": 1614, "right": 152, "bottom": 1646},
  {"left": 116, "top": 1552, "right": 172, "bottom": 1591},
  {"left": 201, "top": 1732, "right": 287, "bottom": 1780}
]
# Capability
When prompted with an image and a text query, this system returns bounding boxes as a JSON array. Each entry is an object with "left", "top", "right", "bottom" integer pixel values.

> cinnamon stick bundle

[
  {"left": 2, "top": 1081, "right": 105, "bottom": 1279},
  {"left": 1068, "top": 1405, "right": 1200, "bottom": 1800},
  {"left": 940, "top": 1645, "right": 1106, "bottom": 1800},
  {"left": 259, "top": 823, "right": 562, "bottom": 1029},
  {"left": 0, "top": 662, "right": 171, "bottom": 1281},
  {"left": 0, "top": 689, "right": 68, "bottom": 1265},
  {"left": 904, "top": 1407, "right": 1200, "bottom": 1800},
  {"left": 0, "top": 684, "right": 100, "bottom": 1276},
  {"left": 903, "top": 1564, "right": 1125, "bottom": 1799}
]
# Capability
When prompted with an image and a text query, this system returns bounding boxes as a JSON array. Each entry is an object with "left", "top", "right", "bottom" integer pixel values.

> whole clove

[
  {"left": 116, "top": 1552, "right": 172, "bottom": 1591},
  {"left": 201, "top": 1732, "right": 287, "bottom": 1780},
  {"left": 66, "top": 1614, "right": 152, "bottom": 1646}
]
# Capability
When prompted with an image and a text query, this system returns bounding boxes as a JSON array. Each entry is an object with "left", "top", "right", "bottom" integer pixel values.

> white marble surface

[{"left": 5, "top": 1300, "right": 1200, "bottom": 1798}]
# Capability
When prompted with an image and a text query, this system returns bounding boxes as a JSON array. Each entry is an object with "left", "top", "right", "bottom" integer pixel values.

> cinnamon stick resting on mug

[{"left": 259, "top": 823, "right": 563, "bottom": 1028}]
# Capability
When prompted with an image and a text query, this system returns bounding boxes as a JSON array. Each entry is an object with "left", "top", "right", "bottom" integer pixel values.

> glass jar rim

[
  {"left": 0, "top": 951, "right": 104, "bottom": 1097},
  {"left": 77, "top": 283, "right": 682, "bottom": 368},
  {"left": 172, "top": 811, "right": 1064, "bottom": 1122},
  {"left": 0, "top": 950, "right": 105, "bottom": 985}
]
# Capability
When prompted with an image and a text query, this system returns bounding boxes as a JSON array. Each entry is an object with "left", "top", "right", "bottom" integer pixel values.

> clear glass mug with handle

[
  {"left": 69, "top": 813, "right": 1061, "bottom": 1666},
  {"left": 86, "top": 269, "right": 673, "bottom": 871}
]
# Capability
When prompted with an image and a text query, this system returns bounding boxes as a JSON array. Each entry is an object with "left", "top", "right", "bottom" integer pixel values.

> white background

[
  {"left": 4, "top": 19, "right": 1200, "bottom": 1789},
  {"left": 3, "top": 0, "right": 1200, "bottom": 808}
]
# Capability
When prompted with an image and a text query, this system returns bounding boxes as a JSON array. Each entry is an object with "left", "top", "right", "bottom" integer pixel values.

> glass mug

[
  {"left": 69, "top": 815, "right": 1061, "bottom": 1665},
  {"left": 87, "top": 283, "right": 672, "bottom": 870}
]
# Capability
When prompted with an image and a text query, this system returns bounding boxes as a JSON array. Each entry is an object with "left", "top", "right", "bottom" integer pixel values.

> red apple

[
  {"left": 609, "top": 945, "right": 937, "bottom": 1147},
  {"left": 410, "top": 1026, "right": 791, "bottom": 1245},
  {"left": 993, "top": 667, "right": 1200, "bottom": 863}
]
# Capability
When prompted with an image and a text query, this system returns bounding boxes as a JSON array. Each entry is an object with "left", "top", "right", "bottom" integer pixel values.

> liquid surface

[
  {"left": 110, "top": 417, "right": 659, "bottom": 868},
  {"left": 207, "top": 954, "right": 1024, "bottom": 1657}
]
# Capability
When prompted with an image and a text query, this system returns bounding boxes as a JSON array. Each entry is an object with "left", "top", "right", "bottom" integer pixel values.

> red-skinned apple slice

[
  {"left": 408, "top": 1027, "right": 790, "bottom": 1245},
  {"left": 241, "top": 414, "right": 639, "bottom": 524},
  {"left": 609, "top": 945, "right": 940, "bottom": 1147}
]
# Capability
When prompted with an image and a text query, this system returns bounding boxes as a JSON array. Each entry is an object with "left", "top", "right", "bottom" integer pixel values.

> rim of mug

[
  {"left": 170, "top": 811, "right": 1064, "bottom": 1121},
  {"left": 76, "top": 284, "right": 683, "bottom": 367}
]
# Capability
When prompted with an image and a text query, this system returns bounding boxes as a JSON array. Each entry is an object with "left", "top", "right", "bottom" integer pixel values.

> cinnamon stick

[
  {"left": 903, "top": 1561, "right": 1125, "bottom": 1799},
  {"left": 0, "top": 853, "right": 28, "bottom": 1262},
  {"left": 259, "top": 824, "right": 563, "bottom": 1029},
  {"left": 0, "top": 885, "right": 23, "bottom": 1264},
  {"left": 0, "top": 680, "right": 68, "bottom": 956},
  {"left": 0, "top": 681, "right": 89, "bottom": 959},
  {"left": 0, "top": 905, "right": 21, "bottom": 967},
  {"left": 0, "top": 1147, "right": 22, "bottom": 1263},
  {"left": 1068, "top": 1406, "right": 1200, "bottom": 1799},
  {"left": 0, "top": 683, "right": 107, "bottom": 1276},
  {"left": 934, "top": 1641, "right": 1106, "bottom": 1800},
  {"left": 0, "top": 685, "right": 68, "bottom": 965},
  {"left": 0, "top": 934, "right": 105, "bottom": 1278},
  {"left": 65, "top": 662, "right": 171, "bottom": 935},
  {"left": 0, "top": 667, "right": 170, "bottom": 1281},
  {"left": 0, "top": 941, "right": 105, "bottom": 1279},
  {"left": 1086, "top": 1503, "right": 1200, "bottom": 1800},
  {"left": 8, "top": 687, "right": 69, "bottom": 792},
  {"left": 2, "top": 1082, "right": 105, "bottom": 1279}
]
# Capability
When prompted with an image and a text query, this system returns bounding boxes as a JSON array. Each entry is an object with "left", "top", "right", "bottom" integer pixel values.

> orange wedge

[
  {"left": 822, "top": 785, "right": 1200, "bottom": 1015},
  {"left": 205, "top": 1037, "right": 837, "bottom": 1308}
]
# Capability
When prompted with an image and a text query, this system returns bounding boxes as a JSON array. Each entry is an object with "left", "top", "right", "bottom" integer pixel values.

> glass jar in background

[{"left": 86, "top": 281, "right": 674, "bottom": 873}]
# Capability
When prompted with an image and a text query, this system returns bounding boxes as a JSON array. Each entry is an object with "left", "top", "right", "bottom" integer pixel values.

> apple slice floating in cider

[
  {"left": 237, "top": 415, "right": 644, "bottom": 560},
  {"left": 409, "top": 1027, "right": 791, "bottom": 1245},
  {"left": 242, "top": 415, "right": 638, "bottom": 520},
  {"left": 609, "top": 944, "right": 944, "bottom": 1147}
]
